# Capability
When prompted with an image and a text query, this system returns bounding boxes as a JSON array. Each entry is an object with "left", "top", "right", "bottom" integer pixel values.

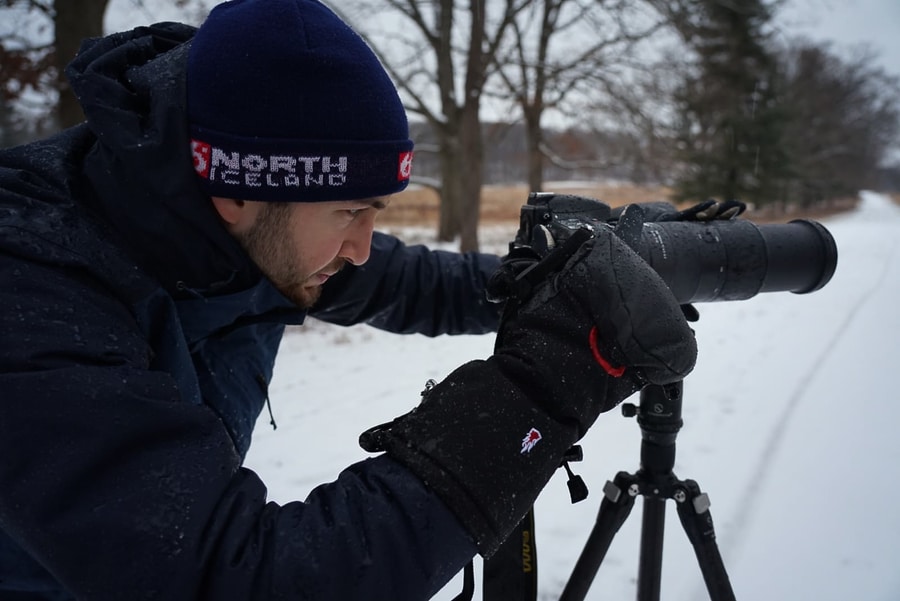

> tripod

[{"left": 559, "top": 382, "right": 736, "bottom": 601}]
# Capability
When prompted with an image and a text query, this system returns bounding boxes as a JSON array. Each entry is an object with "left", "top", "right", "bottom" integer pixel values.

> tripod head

[{"left": 623, "top": 383, "right": 684, "bottom": 477}]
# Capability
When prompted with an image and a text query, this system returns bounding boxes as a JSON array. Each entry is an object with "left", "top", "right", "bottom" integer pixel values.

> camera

[{"left": 509, "top": 192, "right": 838, "bottom": 304}]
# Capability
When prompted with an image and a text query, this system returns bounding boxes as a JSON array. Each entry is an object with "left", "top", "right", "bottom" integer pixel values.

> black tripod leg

[
  {"left": 559, "top": 472, "right": 637, "bottom": 601},
  {"left": 674, "top": 480, "right": 736, "bottom": 601},
  {"left": 637, "top": 496, "right": 666, "bottom": 601}
]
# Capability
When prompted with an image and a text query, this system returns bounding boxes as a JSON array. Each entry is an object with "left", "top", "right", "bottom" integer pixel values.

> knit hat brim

[{"left": 191, "top": 126, "right": 413, "bottom": 202}]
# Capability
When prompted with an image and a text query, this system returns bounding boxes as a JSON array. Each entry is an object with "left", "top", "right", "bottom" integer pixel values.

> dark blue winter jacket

[{"left": 0, "top": 23, "right": 500, "bottom": 600}]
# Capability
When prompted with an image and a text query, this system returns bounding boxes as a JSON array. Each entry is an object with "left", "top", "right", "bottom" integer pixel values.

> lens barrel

[{"left": 636, "top": 219, "right": 838, "bottom": 304}]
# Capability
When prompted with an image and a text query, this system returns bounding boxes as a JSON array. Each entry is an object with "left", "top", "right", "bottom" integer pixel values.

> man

[{"left": 0, "top": 0, "right": 696, "bottom": 599}]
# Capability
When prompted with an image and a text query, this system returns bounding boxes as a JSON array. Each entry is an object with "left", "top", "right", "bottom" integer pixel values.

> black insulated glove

[
  {"left": 611, "top": 198, "right": 746, "bottom": 224},
  {"left": 665, "top": 198, "right": 746, "bottom": 221},
  {"left": 361, "top": 218, "right": 697, "bottom": 557}
]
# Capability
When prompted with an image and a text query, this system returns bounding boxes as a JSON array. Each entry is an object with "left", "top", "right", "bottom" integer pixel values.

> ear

[{"left": 210, "top": 196, "right": 246, "bottom": 227}]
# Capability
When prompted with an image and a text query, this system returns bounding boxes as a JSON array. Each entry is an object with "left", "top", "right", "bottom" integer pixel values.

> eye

[{"left": 344, "top": 206, "right": 373, "bottom": 221}]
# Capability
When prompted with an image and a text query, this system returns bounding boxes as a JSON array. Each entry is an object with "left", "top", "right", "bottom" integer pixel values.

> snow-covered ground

[{"left": 244, "top": 191, "right": 900, "bottom": 601}]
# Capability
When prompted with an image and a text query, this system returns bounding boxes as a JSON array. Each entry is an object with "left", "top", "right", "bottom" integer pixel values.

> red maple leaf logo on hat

[{"left": 398, "top": 151, "right": 413, "bottom": 181}]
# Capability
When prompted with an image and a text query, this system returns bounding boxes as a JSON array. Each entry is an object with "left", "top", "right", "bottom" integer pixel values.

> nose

[{"left": 339, "top": 216, "right": 375, "bottom": 266}]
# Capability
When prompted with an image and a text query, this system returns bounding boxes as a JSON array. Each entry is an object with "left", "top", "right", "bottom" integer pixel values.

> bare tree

[
  {"left": 54, "top": 0, "right": 110, "bottom": 128},
  {"left": 337, "top": 0, "right": 529, "bottom": 252},
  {"left": 0, "top": 0, "right": 110, "bottom": 133},
  {"left": 0, "top": 0, "right": 57, "bottom": 143},
  {"left": 776, "top": 41, "right": 900, "bottom": 205},
  {"left": 1, "top": 0, "right": 214, "bottom": 143},
  {"left": 488, "top": 0, "right": 669, "bottom": 192}
]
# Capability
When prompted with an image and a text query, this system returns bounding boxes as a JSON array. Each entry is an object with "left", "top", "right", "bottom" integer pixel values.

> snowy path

[{"left": 244, "top": 191, "right": 900, "bottom": 600}]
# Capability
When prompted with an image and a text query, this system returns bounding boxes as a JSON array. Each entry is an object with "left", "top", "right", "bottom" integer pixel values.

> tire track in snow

[{"left": 684, "top": 214, "right": 900, "bottom": 600}]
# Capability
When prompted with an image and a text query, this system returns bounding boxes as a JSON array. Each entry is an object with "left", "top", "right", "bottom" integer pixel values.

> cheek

[{"left": 294, "top": 230, "right": 345, "bottom": 272}]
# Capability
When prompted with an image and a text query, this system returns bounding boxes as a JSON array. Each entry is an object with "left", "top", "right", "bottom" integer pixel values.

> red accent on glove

[{"left": 589, "top": 326, "right": 626, "bottom": 377}]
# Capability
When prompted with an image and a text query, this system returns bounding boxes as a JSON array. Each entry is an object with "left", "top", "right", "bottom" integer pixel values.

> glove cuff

[{"left": 362, "top": 359, "right": 580, "bottom": 557}]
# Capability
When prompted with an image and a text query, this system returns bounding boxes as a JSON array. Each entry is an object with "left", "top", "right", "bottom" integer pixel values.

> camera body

[{"left": 509, "top": 192, "right": 838, "bottom": 304}]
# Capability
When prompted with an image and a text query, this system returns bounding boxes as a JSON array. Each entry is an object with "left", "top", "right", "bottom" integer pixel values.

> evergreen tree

[{"left": 668, "top": 0, "right": 787, "bottom": 206}]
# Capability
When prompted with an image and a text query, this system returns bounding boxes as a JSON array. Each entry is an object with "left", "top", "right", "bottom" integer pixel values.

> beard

[{"left": 235, "top": 203, "right": 339, "bottom": 309}]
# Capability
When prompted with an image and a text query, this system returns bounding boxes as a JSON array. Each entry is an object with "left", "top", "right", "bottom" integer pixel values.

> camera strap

[
  {"left": 481, "top": 447, "right": 588, "bottom": 600},
  {"left": 482, "top": 508, "right": 538, "bottom": 601}
]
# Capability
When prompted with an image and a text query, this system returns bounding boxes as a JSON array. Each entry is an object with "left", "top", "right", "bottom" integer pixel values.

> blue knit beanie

[{"left": 187, "top": 0, "right": 413, "bottom": 202}]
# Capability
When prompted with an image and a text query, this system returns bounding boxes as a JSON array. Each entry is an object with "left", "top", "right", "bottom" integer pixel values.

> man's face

[{"left": 232, "top": 197, "right": 389, "bottom": 308}]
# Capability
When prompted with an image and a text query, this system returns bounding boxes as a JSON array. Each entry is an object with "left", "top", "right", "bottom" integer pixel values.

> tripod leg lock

[
  {"left": 691, "top": 492, "right": 711, "bottom": 514},
  {"left": 602, "top": 480, "right": 621, "bottom": 503},
  {"left": 602, "top": 472, "right": 641, "bottom": 504},
  {"left": 673, "top": 487, "right": 711, "bottom": 514},
  {"left": 674, "top": 480, "right": 717, "bottom": 545}
]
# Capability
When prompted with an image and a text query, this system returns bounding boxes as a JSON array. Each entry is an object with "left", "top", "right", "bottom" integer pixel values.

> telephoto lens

[
  {"left": 515, "top": 193, "right": 838, "bottom": 305},
  {"left": 635, "top": 218, "right": 838, "bottom": 303}
]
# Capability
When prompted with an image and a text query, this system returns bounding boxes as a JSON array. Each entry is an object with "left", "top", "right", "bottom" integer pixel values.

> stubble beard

[{"left": 236, "top": 203, "right": 326, "bottom": 310}]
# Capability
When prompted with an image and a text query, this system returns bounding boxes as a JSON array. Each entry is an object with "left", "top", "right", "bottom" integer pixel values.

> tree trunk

[
  {"left": 437, "top": 135, "right": 462, "bottom": 242},
  {"left": 54, "top": 0, "right": 110, "bottom": 129},
  {"left": 524, "top": 106, "right": 544, "bottom": 192},
  {"left": 454, "top": 0, "right": 485, "bottom": 253},
  {"left": 457, "top": 100, "right": 483, "bottom": 252}
]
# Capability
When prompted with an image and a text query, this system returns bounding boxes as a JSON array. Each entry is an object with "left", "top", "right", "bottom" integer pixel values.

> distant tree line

[
  {"left": 2, "top": 0, "right": 899, "bottom": 251},
  {"left": 410, "top": 120, "right": 667, "bottom": 185}
]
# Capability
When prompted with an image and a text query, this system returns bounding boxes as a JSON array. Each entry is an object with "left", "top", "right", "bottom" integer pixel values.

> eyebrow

[{"left": 364, "top": 198, "right": 389, "bottom": 210}]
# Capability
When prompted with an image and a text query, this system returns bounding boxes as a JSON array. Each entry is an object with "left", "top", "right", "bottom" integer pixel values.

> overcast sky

[
  {"left": 780, "top": 0, "right": 900, "bottom": 79},
  {"left": 104, "top": 0, "right": 899, "bottom": 82}
]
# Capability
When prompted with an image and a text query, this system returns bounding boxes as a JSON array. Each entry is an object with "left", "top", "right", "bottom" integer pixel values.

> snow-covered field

[{"left": 244, "top": 191, "right": 900, "bottom": 600}]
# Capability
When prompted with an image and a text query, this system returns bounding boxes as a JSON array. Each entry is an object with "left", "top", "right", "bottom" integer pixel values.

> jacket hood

[{"left": 65, "top": 22, "right": 260, "bottom": 297}]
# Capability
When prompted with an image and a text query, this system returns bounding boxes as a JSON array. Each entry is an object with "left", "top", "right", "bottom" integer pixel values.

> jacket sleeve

[
  {"left": 310, "top": 231, "right": 502, "bottom": 336},
  {"left": 0, "top": 258, "right": 475, "bottom": 600}
]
